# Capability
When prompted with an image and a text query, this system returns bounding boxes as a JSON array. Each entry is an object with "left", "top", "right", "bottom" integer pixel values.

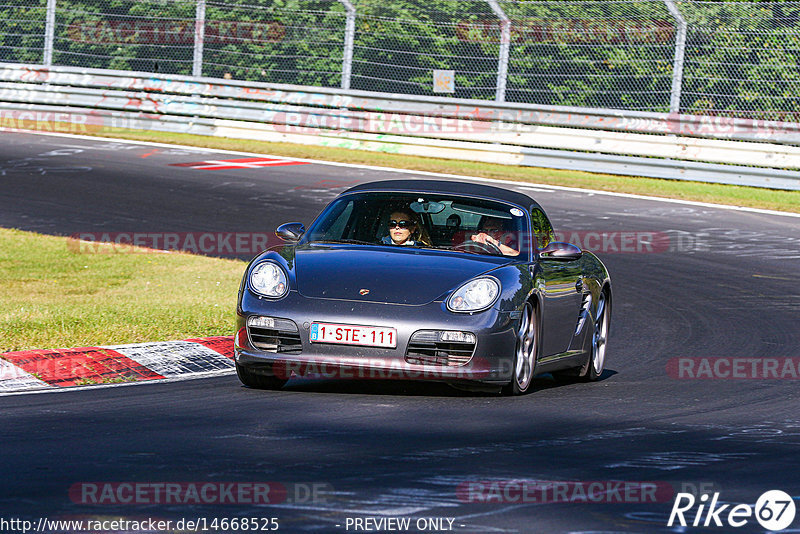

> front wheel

[
  {"left": 503, "top": 301, "right": 538, "bottom": 396},
  {"left": 236, "top": 361, "right": 288, "bottom": 390}
]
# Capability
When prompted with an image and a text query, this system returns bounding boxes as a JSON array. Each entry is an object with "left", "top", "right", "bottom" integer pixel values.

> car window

[
  {"left": 305, "top": 192, "right": 530, "bottom": 257},
  {"left": 530, "top": 207, "right": 555, "bottom": 249},
  {"left": 324, "top": 199, "right": 354, "bottom": 238}
]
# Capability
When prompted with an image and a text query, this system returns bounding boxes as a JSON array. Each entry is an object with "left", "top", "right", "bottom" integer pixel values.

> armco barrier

[{"left": 1, "top": 63, "right": 799, "bottom": 190}]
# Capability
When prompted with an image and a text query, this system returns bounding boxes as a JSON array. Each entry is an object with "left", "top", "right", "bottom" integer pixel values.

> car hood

[{"left": 294, "top": 244, "right": 501, "bottom": 305}]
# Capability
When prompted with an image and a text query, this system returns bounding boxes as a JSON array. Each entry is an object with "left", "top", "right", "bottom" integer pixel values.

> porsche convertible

[{"left": 234, "top": 179, "right": 611, "bottom": 395}]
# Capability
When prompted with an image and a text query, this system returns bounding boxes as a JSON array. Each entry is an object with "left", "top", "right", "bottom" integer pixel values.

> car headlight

[
  {"left": 447, "top": 277, "right": 500, "bottom": 313},
  {"left": 249, "top": 262, "right": 288, "bottom": 298}
]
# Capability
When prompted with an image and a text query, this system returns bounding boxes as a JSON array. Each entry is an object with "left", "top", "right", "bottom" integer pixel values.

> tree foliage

[{"left": 3, "top": 0, "right": 800, "bottom": 119}]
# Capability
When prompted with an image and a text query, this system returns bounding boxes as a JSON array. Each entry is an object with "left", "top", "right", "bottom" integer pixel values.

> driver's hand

[{"left": 471, "top": 233, "right": 498, "bottom": 246}]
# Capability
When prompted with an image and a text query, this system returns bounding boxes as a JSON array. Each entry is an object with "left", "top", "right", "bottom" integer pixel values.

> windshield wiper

[
  {"left": 417, "top": 245, "right": 481, "bottom": 255},
  {"left": 312, "top": 239, "right": 375, "bottom": 246},
  {"left": 423, "top": 244, "right": 505, "bottom": 256}
]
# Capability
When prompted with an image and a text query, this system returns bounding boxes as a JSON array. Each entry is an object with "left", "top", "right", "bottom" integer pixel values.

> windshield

[{"left": 304, "top": 192, "right": 530, "bottom": 257}]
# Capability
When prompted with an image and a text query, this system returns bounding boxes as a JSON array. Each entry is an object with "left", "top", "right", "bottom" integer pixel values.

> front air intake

[
  {"left": 405, "top": 330, "right": 476, "bottom": 367},
  {"left": 247, "top": 317, "right": 302, "bottom": 354}
]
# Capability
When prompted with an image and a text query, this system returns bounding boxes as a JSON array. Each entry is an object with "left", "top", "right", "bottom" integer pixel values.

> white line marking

[{"left": 19, "top": 130, "right": 800, "bottom": 219}]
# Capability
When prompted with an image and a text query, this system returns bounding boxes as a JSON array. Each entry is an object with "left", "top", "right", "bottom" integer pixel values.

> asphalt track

[{"left": 1, "top": 132, "right": 799, "bottom": 533}]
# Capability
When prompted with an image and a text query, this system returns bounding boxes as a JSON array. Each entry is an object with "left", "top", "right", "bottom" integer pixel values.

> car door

[
  {"left": 539, "top": 256, "right": 583, "bottom": 357},
  {"left": 531, "top": 208, "right": 583, "bottom": 357}
]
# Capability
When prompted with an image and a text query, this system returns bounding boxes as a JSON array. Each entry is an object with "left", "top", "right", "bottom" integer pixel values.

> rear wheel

[
  {"left": 235, "top": 361, "right": 288, "bottom": 390},
  {"left": 583, "top": 289, "right": 610, "bottom": 381},
  {"left": 503, "top": 301, "right": 538, "bottom": 396}
]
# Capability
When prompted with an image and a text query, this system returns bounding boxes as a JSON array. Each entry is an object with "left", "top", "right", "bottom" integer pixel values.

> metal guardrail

[
  {"left": 1, "top": 63, "right": 799, "bottom": 191},
  {"left": 4, "top": 63, "right": 800, "bottom": 145}
]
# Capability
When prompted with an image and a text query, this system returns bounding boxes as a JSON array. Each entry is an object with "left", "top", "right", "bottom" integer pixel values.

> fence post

[
  {"left": 486, "top": 0, "right": 510, "bottom": 102},
  {"left": 193, "top": 0, "right": 206, "bottom": 77},
  {"left": 339, "top": 0, "right": 356, "bottom": 90},
  {"left": 43, "top": 0, "right": 57, "bottom": 66},
  {"left": 664, "top": 0, "right": 687, "bottom": 114}
]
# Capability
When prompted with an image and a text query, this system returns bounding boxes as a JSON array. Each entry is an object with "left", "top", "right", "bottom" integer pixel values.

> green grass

[
  {"left": 87, "top": 128, "right": 800, "bottom": 214},
  {"left": 0, "top": 228, "right": 244, "bottom": 352}
]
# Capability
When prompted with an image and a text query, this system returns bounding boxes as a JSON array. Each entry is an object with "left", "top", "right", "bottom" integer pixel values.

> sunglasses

[{"left": 388, "top": 219, "right": 414, "bottom": 229}]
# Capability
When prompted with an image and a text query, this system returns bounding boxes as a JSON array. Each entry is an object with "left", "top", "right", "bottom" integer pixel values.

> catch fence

[{"left": 3, "top": 0, "right": 800, "bottom": 120}]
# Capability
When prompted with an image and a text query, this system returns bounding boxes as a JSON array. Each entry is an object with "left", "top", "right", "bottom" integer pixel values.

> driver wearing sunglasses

[{"left": 381, "top": 209, "right": 419, "bottom": 246}]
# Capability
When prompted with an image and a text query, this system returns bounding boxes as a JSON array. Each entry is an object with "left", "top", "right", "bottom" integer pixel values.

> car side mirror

[
  {"left": 539, "top": 241, "right": 582, "bottom": 261},
  {"left": 276, "top": 222, "right": 305, "bottom": 243}
]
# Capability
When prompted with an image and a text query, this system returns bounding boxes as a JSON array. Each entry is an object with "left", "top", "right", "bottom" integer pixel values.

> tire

[
  {"left": 235, "top": 361, "right": 288, "bottom": 390},
  {"left": 502, "top": 301, "right": 539, "bottom": 396},
  {"left": 582, "top": 288, "right": 610, "bottom": 382}
]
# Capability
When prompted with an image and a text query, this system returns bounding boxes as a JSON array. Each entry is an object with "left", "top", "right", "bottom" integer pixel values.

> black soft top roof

[{"left": 342, "top": 179, "right": 541, "bottom": 212}]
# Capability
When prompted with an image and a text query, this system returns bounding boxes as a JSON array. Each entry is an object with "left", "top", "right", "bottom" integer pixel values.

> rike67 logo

[{"left": 668, "top": 490, "right": 796, "bottom": 530}]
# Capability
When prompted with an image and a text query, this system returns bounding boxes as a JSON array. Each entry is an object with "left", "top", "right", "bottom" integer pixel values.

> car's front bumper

[{"left": 235, "top": 290, "right": 518, "bottom": 385}]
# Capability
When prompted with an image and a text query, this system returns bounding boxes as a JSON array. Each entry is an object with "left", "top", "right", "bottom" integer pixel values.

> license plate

[{"left": 310, "top": 322, "right": 397, "bottom": 348}]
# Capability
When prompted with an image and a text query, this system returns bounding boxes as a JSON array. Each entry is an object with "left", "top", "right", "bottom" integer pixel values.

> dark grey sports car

[{"left": 234, "top": 179, "right": 611, "bottom": 395}]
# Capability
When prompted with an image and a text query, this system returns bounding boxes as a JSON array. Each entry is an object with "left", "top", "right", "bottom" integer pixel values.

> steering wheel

[{"left": 453, "top": 239, "right": 503, "bottom": 255}]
